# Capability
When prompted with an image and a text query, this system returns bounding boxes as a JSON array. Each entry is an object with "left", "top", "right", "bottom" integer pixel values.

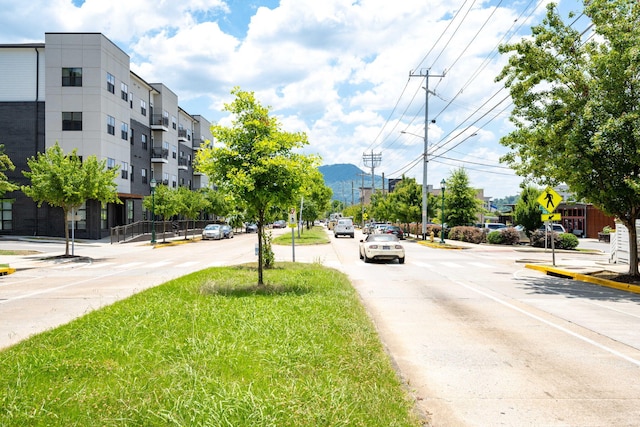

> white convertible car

[{"left": 359, "top": 234, "right": 405, "bottom": 264}]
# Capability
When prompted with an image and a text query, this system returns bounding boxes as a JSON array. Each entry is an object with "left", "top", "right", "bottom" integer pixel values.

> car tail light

[
  {"left": 394, "top": 245, "right": 402, "bottom": 249},
  {"left": 369, "top": 244, "right": 379, "bottom": 249}
]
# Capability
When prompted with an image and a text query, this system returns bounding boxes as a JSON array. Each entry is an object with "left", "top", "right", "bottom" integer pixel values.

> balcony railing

[
  {"left": 151, "top": 147, "right": 169, "bottom": 159},
  {"left": 150, "top": 114, "right": 169, "bottom": 128}
]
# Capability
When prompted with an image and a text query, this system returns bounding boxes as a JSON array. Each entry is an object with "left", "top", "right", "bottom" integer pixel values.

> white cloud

[{"left": 0, "top": 0, "right": 586, "bottom": 198}]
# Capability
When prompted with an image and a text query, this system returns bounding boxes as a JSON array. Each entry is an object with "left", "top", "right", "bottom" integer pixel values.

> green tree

[
  {"left": 300, "top": 169, "right": 332, "bottom": 228},
  {"left": 444, "top": 168, "right": 480, "bottom": 227},
  {"left": 497, "top": 0, "right": 640, "bottom": 275},
  {"left": 513, "top": 186, "right": 543, "bottom": 237},
  {"left": 201, "top": 187, "right": 229, "bottom": 220},
  {"left": 387, "top": 176, "right": 422, "bottom": 234},
  {"left": 0, "top": 145, "right": 17, "bottom": 196},
  {"left": 175, "top": 186, "right": 207, "bottom": 239},
  {"left": 195, "top": 88, "right": 317, "bottom": 285},
  {"left": 143, "top": 184, "right": 179, "bottom": 242},
  {"left": 22, "top": 143, "right": 119, "bottom": 255}
]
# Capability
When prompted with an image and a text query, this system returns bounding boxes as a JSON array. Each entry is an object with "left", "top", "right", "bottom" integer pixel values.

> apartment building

[{"left": 0, "top": 32, "right": 211, "bottom": 239}]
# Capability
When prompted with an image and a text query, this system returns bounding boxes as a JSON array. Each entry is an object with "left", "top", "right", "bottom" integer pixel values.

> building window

[
  {"left": 129, "top": 92, "right": 133, "bottom": 109},
  {"left": 130, "top": 128, "right": 134, "bottom": 145},
  {"left": 106, "top": 72, "right": 115, "bottom": 94},
  {"left": 172, "top": 175, "right": 177, "bottom": 188},
  {"left": 121, "top": 83, "right": 128, "bottom": 101},
  {"left": 62, "top": 112, "right": 82, "bottom": 131},
  {"left": 127, "top": 200, "right": 134, "bottom": 224},
  {"left": 172, "top": 145, "right": 177, "bottom": 159},
  {"left": 141, "top": 168, "right": 147, "bottom": 184},
  {"left": 107, "top": 115, "right": 115, "bottom": 135},
  {"left": 163, "top": 141, "right": 169, "bottom": 152},
  {"left": 130, "top": 164, "right": 134, "bottom": 182},
  {"left": 121, "top": 162, "right": 129, "bottom": 179},
  {"left": 121, "top": 122, "right": 129, "bottom": 140},
  {"left": 62, "top": 67, "right": 82, "bottom": 86},
  {"left": 107, "top": 158, "right": 116, "bottom": 169},
  {"left": 101, "top": 203, "right": 107, "bottom": 229},
  {"left": 163, "top": 172, "right": 169, "bottom": 185},
  {"left": 140, "top": 100, "right": 147, "bottom": 116},
  {"left": 0, "top": 199, "right": 12, "bottom": 230},
  {"left": 172, "top": 116, "right": 177, "bottom": 130},
  {"left": 72, "top": 203, "right": 87, "bottom": 230},
  {"left": 141, "top": 134, "right": 148, "bottom": 150}
]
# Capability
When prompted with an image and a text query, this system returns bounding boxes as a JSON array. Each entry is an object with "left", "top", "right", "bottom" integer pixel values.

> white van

[{"left": 334, "top": 218, "right": 355, "bottom": 238}]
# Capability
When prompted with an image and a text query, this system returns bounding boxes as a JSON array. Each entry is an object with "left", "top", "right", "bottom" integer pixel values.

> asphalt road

[{"left": 1, "top": 229, "right": 640, "bottom": 426}]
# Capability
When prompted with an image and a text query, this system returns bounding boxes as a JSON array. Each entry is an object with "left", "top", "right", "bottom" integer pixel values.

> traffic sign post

[{"left": 537, "top": 187, "right": 563, "bottom": 266}]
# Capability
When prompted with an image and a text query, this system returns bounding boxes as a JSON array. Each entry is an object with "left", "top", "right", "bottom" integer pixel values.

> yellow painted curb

[
  {"left": 0, "top": 267, "right": 16, "bottom": 276},
  {"left": 525, "top": 264, "right": 640, "bottom": 295}
]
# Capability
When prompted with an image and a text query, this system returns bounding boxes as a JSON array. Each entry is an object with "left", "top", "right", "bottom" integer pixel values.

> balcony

[
  {"left": 150, "top": 114, "right": 169, "bottom": 131},
  {"left": 151, "top": 147, "right": 169, "bottom": 163},
  {"left": 178, "top": 129, "right": 190, "bottom": 143},
  {"left": 178, "top": 157, "right": 190, "bottom": 170}
]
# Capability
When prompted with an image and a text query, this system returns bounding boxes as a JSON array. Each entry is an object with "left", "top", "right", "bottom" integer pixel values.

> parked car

[
  {"left": 334, "top": 218, "right": 355, "bottom": 238},
  {"left": 478, "top": 223, "right": 507, "bottom": 231},
  {"left": 245, "top": 223, "right": 258, "bottom": 233},
  {"left": 272, "top": 220, "right": 287, "bottom": 229},
  {"left": 540, "top": 224, "right": 566, "bottom": 233},
  {"left": 202, "top": 224, "right": 222, "bottom": 240},
  {"left": 221, "top": 224, "right": 234, "bottom": 239},
  {"left": 359, "top": 234, "right": 405, "bottom": 264},
  {"left": 384, "top": 225, "right": 405, "bottom": 239}
]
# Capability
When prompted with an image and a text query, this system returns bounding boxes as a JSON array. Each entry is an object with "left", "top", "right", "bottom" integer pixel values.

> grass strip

[
  {"left": 0, "top": 262, "right": 422, "bottom": 426},
  {"left": 273, "top": 226, "right": 330, "bottom": 245}
]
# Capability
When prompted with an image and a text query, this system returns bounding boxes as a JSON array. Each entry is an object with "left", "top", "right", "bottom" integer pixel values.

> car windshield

[
  {"left": 367, "top": 234, "right": 399, "bottom": 242},
  {"left": 205, "top": 224, "right": 219, "bottom": 230}
]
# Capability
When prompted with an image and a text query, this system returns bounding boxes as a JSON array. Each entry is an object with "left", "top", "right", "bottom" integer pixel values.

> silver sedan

[{"left": 359, "top": 234, "right": 405, "bottom": 264}]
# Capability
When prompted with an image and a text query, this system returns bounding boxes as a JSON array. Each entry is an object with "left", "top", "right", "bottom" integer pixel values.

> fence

[
  {"left": 610, "top": 220, "right": 640, "bottom": 265},
  {"left": 110, "top": 220, "right": 210, "bottom": 244}
]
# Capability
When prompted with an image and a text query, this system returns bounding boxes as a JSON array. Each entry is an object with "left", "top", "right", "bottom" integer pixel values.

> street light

[
  {"left": 440, "top": 178, "right": 446, "bottom": 244},
  {"left": 150, "top": 178, "right": 157, "bottom": 244}
]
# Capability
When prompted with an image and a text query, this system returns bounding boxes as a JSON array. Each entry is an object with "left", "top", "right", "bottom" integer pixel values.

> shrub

[
  {"left": 530, "top": 230, "right": 579, "bottom": 250},
  {"left": 448, "top": 226, "right": 485, "bottom": 244},
  {"left": 500, "top": 227, "right": 521, "bottom": 245},
  {"left": 486, "top": 230, "right": 503, "bottom": 244},
  {"left": 558, "top": 232, "right": 579, "bottom": 250}
]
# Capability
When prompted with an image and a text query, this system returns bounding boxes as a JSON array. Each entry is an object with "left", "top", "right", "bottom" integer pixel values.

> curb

[{"left": 525, "top": 264, "right": 640, "bottom": 295}]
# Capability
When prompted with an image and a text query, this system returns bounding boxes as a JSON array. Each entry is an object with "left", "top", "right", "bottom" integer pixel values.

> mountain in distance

[{"left": 318, "top": 164, "right": 386, "bottom": 203}]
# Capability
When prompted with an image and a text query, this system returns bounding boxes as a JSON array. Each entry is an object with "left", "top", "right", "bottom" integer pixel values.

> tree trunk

[
  {"left": 624, "top": 217, "right": 640, "bottom": 276},
  {"left": 257, "top": 210, "right": 265, "bottom": 286},
  {"left": 63, "top": 207, "right": 70, "bottom": 256}
]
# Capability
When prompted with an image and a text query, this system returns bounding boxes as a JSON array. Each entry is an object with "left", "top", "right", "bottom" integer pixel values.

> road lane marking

[{"left": 455, "top": 279, "right": 640, "bottom": 367}]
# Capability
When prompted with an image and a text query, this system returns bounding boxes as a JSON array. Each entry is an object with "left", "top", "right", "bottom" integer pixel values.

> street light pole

[
  {"left": 440, "top": 179, "right": 446, "bottom": 244},
  {"left": 150, "top": 178, "right": 157, "bottom": 244}
]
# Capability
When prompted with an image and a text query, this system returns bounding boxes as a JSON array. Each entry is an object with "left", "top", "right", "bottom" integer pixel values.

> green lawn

[
  {"left": 273, "top": 225, "right": 331, "bottom": 245},
  {"left": 0, "top": 262, "right": 423, "bottom": 426}
]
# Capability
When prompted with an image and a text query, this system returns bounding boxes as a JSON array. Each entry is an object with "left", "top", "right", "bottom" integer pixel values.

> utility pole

[
  {"left": 363, "top": 151, "right": 382, "bottom": 194},
  {"left": 409, "top": 68, "right": 445, "bottom": 239}
]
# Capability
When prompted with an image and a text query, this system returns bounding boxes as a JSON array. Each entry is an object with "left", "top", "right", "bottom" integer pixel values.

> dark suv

[{"left": 384, "top": 225, "right": 405, "bottom": 239}]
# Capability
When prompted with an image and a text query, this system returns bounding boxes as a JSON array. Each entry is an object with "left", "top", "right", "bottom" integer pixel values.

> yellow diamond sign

[{"left": 537, "top": 187, "right": 562, "bottom": 213}]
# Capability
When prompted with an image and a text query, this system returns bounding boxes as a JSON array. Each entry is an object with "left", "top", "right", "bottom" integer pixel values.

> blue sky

[{"left": 0, "top": 0, "right": 589, "bottom": 199}]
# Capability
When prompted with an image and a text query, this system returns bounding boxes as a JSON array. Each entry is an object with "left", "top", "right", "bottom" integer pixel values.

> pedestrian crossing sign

[{"left": 537, "top": 187, "right": 562, "bottom": 213}]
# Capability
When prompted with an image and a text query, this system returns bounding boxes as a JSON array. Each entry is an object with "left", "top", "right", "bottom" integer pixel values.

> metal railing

[{"left": 110, "top": 220, "right": 211, "bottom": 244}]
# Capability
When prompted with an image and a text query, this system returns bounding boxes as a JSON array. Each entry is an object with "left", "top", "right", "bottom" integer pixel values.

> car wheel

[
  {"left": 350, "top": 234, "right": 354, "bottom": 238},
  {"left": 398, "top": 257, "right": 405, "bottom": 264},
  {"left": 364, "top": 253, "right": 371, "bottom": 263},
  {"left": 359, "top": 250, "right": 363, "bottom": 260}
]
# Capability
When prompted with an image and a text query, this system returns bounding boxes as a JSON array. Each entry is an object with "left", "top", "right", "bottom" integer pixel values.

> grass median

[
  {"left": 0, "top": 262, "right": 423, "bottom": 426},
  {"left": 273, "top": 225, "right": 331, "bottom": 245}
]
